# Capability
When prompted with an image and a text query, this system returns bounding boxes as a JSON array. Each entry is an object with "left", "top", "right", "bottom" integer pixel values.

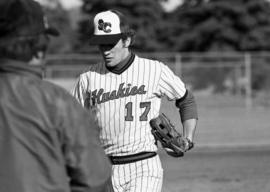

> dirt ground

[{"left": 159, "top": 147, "right": 270, "bottom": 192}]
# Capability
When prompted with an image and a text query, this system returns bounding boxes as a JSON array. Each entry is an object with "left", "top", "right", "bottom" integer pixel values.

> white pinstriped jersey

[{"left": 72, "top": 54, "right": 186, "bottom": 156}]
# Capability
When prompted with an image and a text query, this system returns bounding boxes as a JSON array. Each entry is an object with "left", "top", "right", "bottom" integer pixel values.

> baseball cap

[
  {"left": 0, "top": 0, "right": 59, "bottom": 39},
  {"left": 89, "top": 10, "right": 123, "bottom": 45}
]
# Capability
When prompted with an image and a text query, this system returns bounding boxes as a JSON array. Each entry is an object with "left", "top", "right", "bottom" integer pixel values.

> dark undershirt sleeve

[{"left": 175, "top": 90, "right": 198, "bottom": 122}]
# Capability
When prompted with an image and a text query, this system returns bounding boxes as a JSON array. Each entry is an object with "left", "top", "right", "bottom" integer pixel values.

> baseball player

[
  {"left": 72, "top": 10, "right": 198, "bottom": 192},
  {"left": 0, "top": 0, "right": 113, "bottom": 191}
]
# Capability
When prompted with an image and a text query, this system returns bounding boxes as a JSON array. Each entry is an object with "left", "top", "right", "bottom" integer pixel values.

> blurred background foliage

[
  {"left": 40, "top": 0, "right": 72, "bottom": 53},
  {"left": 43, "top": 0, "right": 270, "bottom": 53},
  {"left": 41, "top": 0, "right": 270, "bottom": 92}
]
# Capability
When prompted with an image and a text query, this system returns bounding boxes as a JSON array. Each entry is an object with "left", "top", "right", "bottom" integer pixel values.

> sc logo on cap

[{"left": 98, "top": 19, "right": 112, "bottom": 33}]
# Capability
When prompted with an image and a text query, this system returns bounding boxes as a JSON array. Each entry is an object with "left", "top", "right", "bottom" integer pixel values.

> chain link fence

[{"left": 44, "top": 51, "right": 270, "bottom": 108}]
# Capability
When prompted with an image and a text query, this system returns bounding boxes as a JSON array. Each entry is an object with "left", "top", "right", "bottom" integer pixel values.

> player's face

[{"left": 98, "top": 39, "right": 129, "bottom": 67}]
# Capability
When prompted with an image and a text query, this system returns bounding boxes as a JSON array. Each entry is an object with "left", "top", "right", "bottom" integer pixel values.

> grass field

[
  {"left": 161, "top": 95, "right": 270, "bottom": 148},
  {"left": 159, "top": 148, "right": 270, "bottom": 192},
  {"left": 159, "top": 93, "right": 270, "bottom": 192},
  {"left": 48, "top": 78, "right": 270, "bottom": 192}
]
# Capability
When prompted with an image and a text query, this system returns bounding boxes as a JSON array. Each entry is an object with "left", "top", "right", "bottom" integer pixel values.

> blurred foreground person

[
  {"left": 72, "top": 10, "right": 198, "bottom": 192},
  {"left": 0, "top": 0, "right": 113, "bottom": 191}
]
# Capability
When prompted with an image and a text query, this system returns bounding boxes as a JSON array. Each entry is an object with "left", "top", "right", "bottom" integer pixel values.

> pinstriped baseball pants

[{"left": 111, "top": 155, "right": 163, "bottom": 192}]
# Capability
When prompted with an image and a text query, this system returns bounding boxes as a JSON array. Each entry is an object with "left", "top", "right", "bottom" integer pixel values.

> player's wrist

[{"left": 185, "top": 137, "right": 194, "bottom": 150}]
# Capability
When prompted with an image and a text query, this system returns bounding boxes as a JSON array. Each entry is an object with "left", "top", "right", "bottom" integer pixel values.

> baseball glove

[{"left": 150, "top": 113, "right": 194, "bottom": 157}]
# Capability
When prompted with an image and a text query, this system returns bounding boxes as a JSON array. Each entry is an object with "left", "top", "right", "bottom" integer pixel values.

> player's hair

[
  {"left": 0, "top": 34, "right": 49, "bottom": 61},
  {"left": 110, "top": 10, "right": 136, "bottom": 46}
]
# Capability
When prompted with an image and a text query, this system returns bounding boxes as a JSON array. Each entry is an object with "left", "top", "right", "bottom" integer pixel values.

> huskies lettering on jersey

[{"left": 89, "top": 83, "right": 146, "bottom": 104}]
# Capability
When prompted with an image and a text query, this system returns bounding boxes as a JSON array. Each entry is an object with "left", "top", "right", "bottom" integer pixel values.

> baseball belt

[{"left": 108, "top": 152, "right": 157, "bottom": 165}]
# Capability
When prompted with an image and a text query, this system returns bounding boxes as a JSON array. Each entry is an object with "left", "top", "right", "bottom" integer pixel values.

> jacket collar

[{"left": 0, "top": 58, "right": 43, "bottom": 78}]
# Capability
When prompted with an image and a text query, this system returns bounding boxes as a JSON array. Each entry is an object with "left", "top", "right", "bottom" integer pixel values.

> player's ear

[{"left": 123, "top": 37, "right": 131, "bottom": 48}]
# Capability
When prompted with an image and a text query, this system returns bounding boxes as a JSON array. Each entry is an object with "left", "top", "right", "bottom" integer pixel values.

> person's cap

[
  {"left": 0, "top": 0, "right": 60, "bottom": 39},
  {"left": 89, "top": 10, "right": 123, "bottom": 45}
]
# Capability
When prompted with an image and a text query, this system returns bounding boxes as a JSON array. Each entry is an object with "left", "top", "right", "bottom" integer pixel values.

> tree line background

[
  {"left": 44, "top": 0, "right": 270, "bottom": 53},
  {"left": 43, "top": 0, "right": 270, "bottom": 92}
]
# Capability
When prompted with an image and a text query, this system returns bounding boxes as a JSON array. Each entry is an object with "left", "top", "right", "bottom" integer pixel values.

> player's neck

[{"left": 106, "top": 52, "right": 134, "bottom": 74}]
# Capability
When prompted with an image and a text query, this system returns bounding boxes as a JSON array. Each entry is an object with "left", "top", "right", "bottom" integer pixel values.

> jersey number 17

[{"left": 125, "top": 102, "right": 151, "bottom": 121}]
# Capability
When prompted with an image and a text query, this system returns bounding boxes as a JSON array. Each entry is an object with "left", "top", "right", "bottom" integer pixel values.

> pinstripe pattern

[
  {"left": 72, "top": 54, "right": 186, "bottom": 192},
  {"left": 112, "top": 155, "right": 163, "bottom": 192}
]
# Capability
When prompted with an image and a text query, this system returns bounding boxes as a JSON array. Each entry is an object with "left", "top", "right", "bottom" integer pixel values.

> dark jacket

[{"left": 0, "top": 59, "right": 112, "bottom": 192}]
